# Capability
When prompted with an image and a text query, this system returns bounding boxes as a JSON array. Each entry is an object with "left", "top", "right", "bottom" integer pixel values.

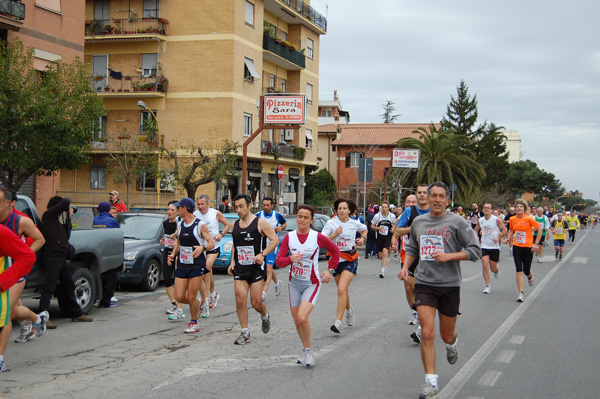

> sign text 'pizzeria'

[{"left": 263, "top": 95, "right": 305, "bottom": 124}]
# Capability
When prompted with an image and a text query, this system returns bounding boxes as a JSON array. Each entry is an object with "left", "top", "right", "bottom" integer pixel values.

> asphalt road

[{"left": 2, "top": 226, "right": 598, "bottom": 398}]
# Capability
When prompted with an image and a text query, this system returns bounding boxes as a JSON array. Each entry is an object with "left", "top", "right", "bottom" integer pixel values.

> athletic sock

[
  {"left": 242, "top": 328, "right": 249, "bottom": 334},
  {"left": 445, "top": 338, "right": 458, "bottom": 350},
  {"left": 261, "top": 313, "right": 269, "bottom": 321},
  {"left": 425, "top": 373, "right": 438, "bottom": 387},
  {"left": 35, "top": 315, "right": 42, "bottom": 324}
]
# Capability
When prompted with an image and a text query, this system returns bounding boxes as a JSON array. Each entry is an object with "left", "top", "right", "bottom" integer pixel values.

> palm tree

[{"left": 395, "top": 125, "right": 485, "bottom": 196}]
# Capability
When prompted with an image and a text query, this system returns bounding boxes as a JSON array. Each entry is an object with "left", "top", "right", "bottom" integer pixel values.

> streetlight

[
  {"left": 137, "top": 100, "right": 162, "bottom": 206},
  {"left": 553, "top": 193, "right": 569, "bottom": 213}
]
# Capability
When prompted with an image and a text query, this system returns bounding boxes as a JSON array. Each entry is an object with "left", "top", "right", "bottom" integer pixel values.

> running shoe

[
  {"left": 494, "top": 270, "right": 500, "bottom": 279},
  {"left": 330, "top": 320, "right": 342, "bottom": 334},
  {"left": 15, "top": 320, "right": 34, "bottom": 343},
  {"left": 555, "top": 251, "right": 559, "bottom": 259},
  {"left": 168, "top": 308, "right": 185, "bottom": 320},
  {"left": 379, "top": 272, "right": 385, "bottom": 278},
  {"left": 33, "top": 311, "right": 49, "bottom": 337},
  {"left": 419, "top": 383, "right": 439, "bottom": 399},
  {"left": 446, "top": 342, "right": 459, "bottom": 364},
  {"left": 408, "top": 311, "right": 419, "bottom": 326},
  {"left": 262, "top": 291, "right": 267, "bottom": 302},
  {"left": 166, "top": 304, "right": 178, "bottom": 314},
  {"left": 537, "top": 257, "right": 540, "bottom": 263},
  {"left": 0, "top": 359, "right": 6, "bottom": 373},
  {"left": 304, "top": 348, "right": 315, "bottom": 367},
  {"left": 234, "top": 331, "right": 251, "bottom": 345},
  {"left": 184, "top": 322, "right": 200, "bottom": 334},
  {"left": 201, "top": 302, "right": 209, "bottom": 319},
  {"left": 411, "top": 326, "right": 422, "bottom": 344},
  {"left": 483, "top": 285, "right": 491, "bottom": 294},
  {"left": 261, "top": 315, "right": 271, "bottom": 334},
  {"left": 209, "top": 292, "right": 220, "bottom": 309},
  {"left": 345, "top": 306, "right": 354, "bottom": 326},
  {"left": 559, "top": 254, "right": 562, "bottom": 260},
  {"left": 509, "top": 249, "right": 513, "bottom": 255},
  {"left": 539, "top": 259, "right": 543, "bottom": 263},
  {"left": 516, "top": 292, "right": 525, "bottom": 302},
  {"left": 274, "top": 280, "right": 283, "bottom": 297},
  {"left": 111, "top": 296, "right": 118, "bottom": 302},
  {"left": 528, "top": 275, "right": 535, "bottom": 287},
  {"left": 297, "top": 349, "right": 307, "bottom": 364}
]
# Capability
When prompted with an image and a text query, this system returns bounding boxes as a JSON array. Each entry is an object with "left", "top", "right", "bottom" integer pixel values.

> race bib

[
  {"left": 163, "top": 234, "right": 175, "bottom": 249},
  {"left": 237, "top": 246, "right": 255, "bottom": 266},
  {"left": 291, "top": 259, "right": 312, "bottom": 281},
  {"left": 515, "top": 231, "right": 526, "bottom": 245},
  {"left": 483, "top": 226, "right": 491, "bottom": 236},
  {"left": 336, "top": 234, "right": 354, "bottom": 252},
  {"left": 555, "top": 227, "right": 563, "bottom": 235},
  {"left": 420, "top": 235, "right": 444, "bottom": 261},
  {"left": 380, "top": 226, "right": 389, "bottom": 236},
  {"left": 179, "top": 246, "right": 194, "bottom": 264},
  {"left": 401, "top": 236, "right": 407, "bottom": 251},
  {"left": 570, "top": 222, "right": 576, "bottom": 227}
]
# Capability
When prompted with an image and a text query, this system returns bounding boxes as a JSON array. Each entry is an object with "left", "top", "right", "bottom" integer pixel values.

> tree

[
  {"left": 162, "top": 140, "right": 239, "bottom": 199},
  {"left": 394, "top": 125, "right": 485, "bottom": 196},
  {"left": 470, "top": 122, "right": 510, "bottom": 190},
  {"left": 441, "top": 80, "right": 478, "bottom": 138},
  {"left": 304, "top": 169, "right": 336, "bottom": 207},
  {"left": 506, "top": 160, "right": 563, "bottom": 198},
  {"left": 380, "top": 100, "right": 401, "bottom": 123},
  {"left": 0, "top": 39, "right": 105, "bottom": 191}
]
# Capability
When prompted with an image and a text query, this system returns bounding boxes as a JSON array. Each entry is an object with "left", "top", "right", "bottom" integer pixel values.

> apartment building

[
  {"left": 317, "top": 89, "right": 349, "bottom": 178},
  {"left": 57, "top": 0, "right": 326, "bottom": 210}
]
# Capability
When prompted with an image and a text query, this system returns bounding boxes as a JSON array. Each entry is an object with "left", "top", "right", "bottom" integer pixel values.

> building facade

[{"left": 317, "top": 90, "right": 349, "bottom": 177}]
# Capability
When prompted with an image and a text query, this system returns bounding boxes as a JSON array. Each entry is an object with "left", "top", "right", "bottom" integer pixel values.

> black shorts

[
  {"left": 175, "top": 264, "right": 209, "bottom": 279},
  {"left": 162, "top": 251, "right": 175, "bottom": 288},
  {"left": 206, "top": 247, "right": 221, "bottom": 256},
  {"left": 376, "top": 235, "right": 393, "bottom": 253},
  {"left": 481, "top": 248, "right": 500, "bottom": 263},
  {"left": 534, "top": 235, "right": 545, "bottom": 245},
  {"left": 414, "top": 283, "right": 460, "bottom": 317},
  {"left": 233, "top": 265, "right": 267, "bottom": 284}
]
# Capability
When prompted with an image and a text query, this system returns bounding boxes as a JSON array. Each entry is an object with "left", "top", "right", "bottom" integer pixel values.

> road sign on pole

[{"left": 276, "top": 165, "right": 284, "bottom": 180}]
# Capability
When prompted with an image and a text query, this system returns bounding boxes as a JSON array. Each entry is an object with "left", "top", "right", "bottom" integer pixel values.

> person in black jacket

[
  {"left": 218, "top": 195, "right": 231, "bottom": 214},
  {"left": 40, "top": 196, "right": 92, "bottom": 325}
]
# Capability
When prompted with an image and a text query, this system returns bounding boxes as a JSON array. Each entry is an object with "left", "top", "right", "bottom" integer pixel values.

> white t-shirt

[
  {"left": 322, "top": 217, "right": 367, "bottom": 253},
  {"left": 371, "top": 212, "right": 397, "bottom": 237},
  {"left": 479, "top": 215, "right": 501, "bottom": 249}
]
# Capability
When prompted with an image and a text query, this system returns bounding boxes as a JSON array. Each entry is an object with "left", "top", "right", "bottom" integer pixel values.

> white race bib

[
  {"left": 555, "top": 227, "right": 564, "bottom": 235},
  {"left": 515, "top": 231, "right": 526, "bottom": 245},
  {"left": 237, "top": 246, "right": 255, "bottom": 266},
  {"left": 163, "top": 234, "right": 175, "bottom": 249},
  {"left": 420, "top": 235, "right": 444, "bottom": 261},
  {"left": 570, "top": 222, "right": 577, "bottom": 227},
  {"left": 336, "top": 233, "right": 354, "bottom": 252},
  {"left": 291, "top": 259, "right": 312, "bottom": 281},
  {"left": 179, "top": 246, "right": 194, "bottom": 264},
  {"left": 380, "top": 226, "right": 389, "bottom": 236},
  {"left": 401, "top": 236, "right": 407, "bottom": 251}
]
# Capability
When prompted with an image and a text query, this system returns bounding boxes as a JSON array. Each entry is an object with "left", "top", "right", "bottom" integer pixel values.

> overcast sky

[{"left": 311, "top": 0, "right": 599, "bottom": 201}]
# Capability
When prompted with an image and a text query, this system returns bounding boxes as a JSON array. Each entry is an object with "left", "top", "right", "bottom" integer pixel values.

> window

[
  {"left": 93, "top": 115, "right": 107, "bottom": 141},
  {"left": 141, "top": 53, "right": 158, "bottom": 77},
  {"left": 244, "top": 57, "right": 260, "bottom": 82},
  {"left": 143, "top": 0, "right": 158, "bottom": 18},
  {"left": 281, "top": 78, "right": 286, "bottom": 93},
  {"left": 269, "top": 74, "right": 275, "bottom": 87},
  {"left": 140, "top": 110, "right": 157, "bottom": 133},
  {"left": 245, "top": 1, "right": 254, "bottom": 26},
  {"left": 307, "top": 38, "right": 314, "bottom": 59},
  {"left": 284, "top": 129, "right": 294, "bottom": 141},
  {"left": 320, "top": 109, "right": 332, "bottom": 117},
  {"left": 268, "top": 129, "right": 274, "bottom": 142},
  {"left": 306, "top": 83, "right": 313, "bottom": 104},
  {"left": 90, "top": 166, "right": 106, "bottom": 189},
  {"left": 280, "top": 129, "right": 285, "bottom": 142},
  {"left": 243, "top": 113, "right": 252, "bottom": 137},
  {"left": 305, "top": 129, "right": 313, "bottom": 149},
  {"left": 36, "top": 0, "right": 61, "bottom": 13},
  {"left": 94, "top": 0, "right": 109, "bottom": 25},
  {"left": 282, "top": 31, "right": 287, "bottom": 41},
  {"left": 345, "top": 151, "right": 364, "bottom": 168},
  {"left": 139, "top": 171, "right": 157, "bottom": 191}
]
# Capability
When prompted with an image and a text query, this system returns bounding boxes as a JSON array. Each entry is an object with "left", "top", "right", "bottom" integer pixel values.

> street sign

[
  {"left": 449, "top": 183, "right": 458, "bottom": 192},
  {"left": 392, "top": 149, "right": 420, "bottom": 168},
  {"left": 264, "top": 95, "right": 305, "bottom": 124},
  {"left": 276, "top": 165, "right": 284, "bottom": 180},
  {"left": 358, "top": 158, "right": 373, "bottom": 182}
]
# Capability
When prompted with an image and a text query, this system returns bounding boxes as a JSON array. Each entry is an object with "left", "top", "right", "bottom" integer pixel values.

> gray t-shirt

[{"left": 406, "top": 212, "right": 481, "bottom": 287}]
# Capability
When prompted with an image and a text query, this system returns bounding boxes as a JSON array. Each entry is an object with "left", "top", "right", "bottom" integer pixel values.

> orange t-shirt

[{"left": 509, "top": 215, "right": 539, "bottom": 247}]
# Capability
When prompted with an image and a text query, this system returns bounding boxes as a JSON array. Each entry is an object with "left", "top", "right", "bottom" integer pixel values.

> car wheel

[
  {"left": 140, "top": 258, "right": 160, "bottom": 291},
  {"left": 59, "top": 267, "right": 96, "bottom": 316}
]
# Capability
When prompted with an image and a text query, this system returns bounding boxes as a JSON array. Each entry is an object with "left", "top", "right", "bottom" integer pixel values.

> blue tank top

[
  {"left": 177, "top": 218, "right": 207, "bottom": 268},
  {"left": 0, "top": 212, "right": 21, "bottom": 235}
]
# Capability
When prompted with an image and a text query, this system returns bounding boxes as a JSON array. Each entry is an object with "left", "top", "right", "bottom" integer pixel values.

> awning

[
  {"left": 305, "top": 130, "right": 314, "bottom": 140},
  {"left": 244, "top": 58, "right": 260, "bottom": 80},
  {"left": 249, "top": 172, "right": 262, "bottom": 178}
]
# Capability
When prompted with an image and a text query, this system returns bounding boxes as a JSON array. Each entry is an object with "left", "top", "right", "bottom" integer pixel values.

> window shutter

[{"left": 345, "top": 152, "right": 351, "bottom": 168}]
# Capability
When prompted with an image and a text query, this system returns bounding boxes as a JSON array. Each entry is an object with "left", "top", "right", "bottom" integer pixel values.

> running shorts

[
  {"left": 233, "top": 265, "right": 267, "bottom": 284},
  {"left": 481, "top": 248, "right": 500, "bottom": 263},
  {"left": 414, "top": 283, "right": 460, "bottom": 317},
  {"left": 289, "top": 281, "right": 321, "bottom": 307}
]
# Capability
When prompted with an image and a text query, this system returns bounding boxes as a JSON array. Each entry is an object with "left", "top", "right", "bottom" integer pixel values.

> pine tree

[
  {"left": 441, "top": 80, "right": 478, "bottom": 137},
  {"left": 380, "top": 100, "right": 401, "bottom": 123}
]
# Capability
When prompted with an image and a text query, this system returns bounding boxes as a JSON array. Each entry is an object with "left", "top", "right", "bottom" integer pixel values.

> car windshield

[
  {"left": 219, "top": 215, "right": 239, "bottom": 236},
  {"left": 117, "top": 215, "right": 163, "bottom": 240},
  {"left": 284, "top": 217, "right": 297, "bottom": 231}
]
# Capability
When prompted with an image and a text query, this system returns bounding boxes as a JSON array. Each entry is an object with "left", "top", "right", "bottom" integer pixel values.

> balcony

[
  {"left": 85, "top": 17, "right": 168, "bottom": 41},
  {"left": 261, "top": 140, "right": 306, "bottom": 161},
  {"left": 264, "top": 0, "right": 327, "bottom": 34},
  {"left": 92, "top": 74, "right": 167, "bottom": 98},
  {"left": 263, "top": 34, "right": 305, "bottom": 70},
  {"left": 0, "top": 0, "right": 24, "bottom": 30}
]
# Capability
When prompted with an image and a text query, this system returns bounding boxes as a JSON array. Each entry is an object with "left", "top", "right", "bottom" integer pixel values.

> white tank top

[
  {"left": 193, "top": 208, "right": 221, "bottom": 246},
  {"left": 287, "top": 229, "right": 320, "bottom": 286},
  {"left": 479, "top": 215, "right": 500, "bottom": 249}
]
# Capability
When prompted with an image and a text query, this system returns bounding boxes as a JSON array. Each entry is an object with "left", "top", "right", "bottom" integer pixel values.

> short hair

[
  {"left": 9, "top": 190, "right": 17, "bottom": 203},
  {"left": 196, "top": 195, "right": 210, "bottom": 203},
  {"left": 222, "top": 195, "right": 230, "bottom": 201},
  {"left": 167, "top": 200, "right": 178, "bottom": 206},
  {"left": 427, "top": 182, "right": 450, "bottom": 197},
  {"left": 0, "top": 187, "right": 12, "bottom": 202},
  {"left": 515, "top": 199, "right": 527, "bottom": 208},
  {"left": 484, "top": 202, "right": 493, "bottom": 208},
  {"left": 47, "top": 195, "right": 63, "bottom": 209},
  {"left": 233, "top": 193, "right": 252, "bottom": 205},
  {"left": 416, "top": 183, "right": 429, "bottom": 191},
  {"left": 334, "top": 198, "right": 357, "bottom": 214},
  {"left": 262, "top": 197, "right": 274, "bottom": 205},
  {"left": 297, "top": 204, "right": 315, "bottom": 218},
  {"left": 537, "top": 207, "right": 544, "bottom": 211},
  {"left": 381, "top": 201, "right": 389, "bottom": 207}
]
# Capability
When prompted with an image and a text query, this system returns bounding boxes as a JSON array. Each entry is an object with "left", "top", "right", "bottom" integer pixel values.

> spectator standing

[
  {"left": 92, "top": 202, "right": 122, "bottom": 308},
  {"left": 109, "top": 191, "right": 127, "bottom": 213},
  {"left": 218, "top": 195, "right": 231, "bottom": 213}
]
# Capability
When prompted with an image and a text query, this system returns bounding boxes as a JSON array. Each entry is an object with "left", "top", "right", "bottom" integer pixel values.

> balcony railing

[
  {"left": 261, "top": 140, "right": 305, "bottom": 161},
  {"left": 278, "top": 0, "right": 327, "bottom": 32},
  {"left": 263, "top": 34, "right": 305, "bottom": 69},
  {"left": 0, "top": 0, "right": 25, "bottom": 20},
  {"left": 85, "top": 17, "right": 168, "bottom": 36},
  {"left": 57, "top": 190, "right": 178, "bottom": 210},
  {"left": 91, "top": 74, "right": 168, "bottom": 94}
]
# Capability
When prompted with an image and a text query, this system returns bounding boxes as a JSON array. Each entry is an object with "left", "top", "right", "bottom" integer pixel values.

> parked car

[
  {"left": 117, "top": 211, "right": 167, "bottom": 291},
  {"left": 213, "top": 213, "right": 239, "bottom": 271},
  {"left": 282, "top": 214, "right": 331, "bottom": 258},
  {"left": 16, "top": 196, "right": 124, "bottom": 315}
]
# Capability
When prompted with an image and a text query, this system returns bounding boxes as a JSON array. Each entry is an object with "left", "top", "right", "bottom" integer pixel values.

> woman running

[
  {"left": 321, "top": 198, "right": 368, "bottom": 333},
  {"left": 504, "top": 199, "right": 542, "bottom": 302},
  {"left": 275, "top": 205, "right": 340, "bottom": 366}
]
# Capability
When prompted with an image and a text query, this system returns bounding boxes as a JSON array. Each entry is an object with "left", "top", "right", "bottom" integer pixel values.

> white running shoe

[
  {"left": 168, "top": 308, "right": 185, "bottom": 320},
  {"left": 184, "top": 322, "right": 200, "bottom": 334},
  {"left": 274, "top": 280, "right": 282, "bottom": 297},
  {"left": 483, "top": 285, "right": 491, "bottom": 294},
  {"left": 345, "top": 306, "right": 354, "bottom": 326},
  {"left": 201, "top": 302, "right": 209, "bottom": 319},
  {"left": 528, "top": 275, "right": 535, "bottom": 287},
  {"left": 411, "top": 326, "right": 422, "bottom": 344},
  {"left": 304, "top": 348, "right": 315, "bottom": 367},
  {"left": 408, "top": 311, "right": 419, "bottom": 325},
  {"left": 166, "top": 304, "right": 178, "bottom": 314},
  {"left": 262, "top": 291, "right": 267, "bottom": 302},
  {"left": 516, "top": 292, "right": 525, "bottom": 302},
  {"left": 330, "top": 320, "right": 342, "bottom": 334},
  {"left": 494, "top": 270, "right": 500, "bottom": 279},
  {"left": 209, "top": 292, "right": 220, "bottom": 309},
  {"left": 297, "top": 349, "right": 307, "bottom": 364}
]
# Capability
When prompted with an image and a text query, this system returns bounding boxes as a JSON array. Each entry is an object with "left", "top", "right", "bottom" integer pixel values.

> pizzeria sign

[{"left": 263, "top": 95, "right": 305, "bottom": 124}]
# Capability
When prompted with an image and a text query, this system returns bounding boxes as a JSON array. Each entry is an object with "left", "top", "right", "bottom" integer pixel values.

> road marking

[
  {"left": 439, "top": 230, "right": 589, "bottom": 399},
  {"left": 152, "top": 318, "right": 391, "bottom": 391},
  {"left": 508, "top": 335, "right": 525, "bottom": 345},
  {"left": 495, "top": 349, "right": 516, "bottom": 363},
  {"left": 462, "top": 273, "right": 480, "bottom": 282},
  {"left": 572, "top": 257, "right": 588, "bottom": 264},
  {"left": 478, "top": 370, "right": 502, "bottom": 387}
]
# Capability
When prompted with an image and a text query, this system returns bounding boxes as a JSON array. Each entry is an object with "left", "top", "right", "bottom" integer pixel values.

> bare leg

[
  {"left": 291, "top": 301, "right": 314, "bottom": 348},
  {"left": 482, "top": 256, "right": 490, "bottom": 286},
  {"left": 234, "top": 280, "right": 251, "bottom": 328},
  {"left": 418, "top": 305, "right": 437, "bottom": 374},
  {"left": 334, "top": 271, "right": 354, "bottom": 321}
]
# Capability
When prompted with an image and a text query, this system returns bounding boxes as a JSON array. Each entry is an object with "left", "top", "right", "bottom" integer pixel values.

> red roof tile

[{"left": 329, "top": 123, "right": 440, "bottom": 146}]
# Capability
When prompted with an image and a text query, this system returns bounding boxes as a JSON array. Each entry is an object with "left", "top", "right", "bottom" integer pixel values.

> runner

[
  {"left": 370, "top": 201, "right": 396, "bottom": 278},
  {"left": 256, "top": 197, "right": 286, "bottom": 302},
  {"left": 533, "top": 207, "right": 551, "bottom": 263},
  {"left": 228, "top": 194, "right": 279, "bottom": 345},
  {"left": 391, "top": 184, "right": 430, "bottom": 341},
  {"left": 167, "top": 198, "right": 215, "bottom": 333},
  {"left": 456, "top": 206, "right": 466, "bottom": 220},
  {"left": 551, "top": 211, "right": 568, "bottom": 260},
  {"left": 194, "top": 195, "right": 231, "bottom": 313},
  {"left": 504, "top": 199, "right": 542, "bottom": 302},
  {"left": 579, "top": 212, "right": 588, "bottom": 230},
  {"left": 398, "top": 182, "right": 481, "bottom": 399},
  {"left": 474, "top": 203, "right": 507, "bottom": 294},
  {"left": 275, "top": 205, "right": 340, "bottom": 366},
  {"left": 565, "top": 211, "right": 580, "bottom": 245},
  {"left": 321, "top": 198, "right": 367, "bottom": 334},
  {"left": 160, "top": 201, "right": 183, "bottom": 320},
  {"left": 503, "top": 206, "right": 516, "bottom": 254}
]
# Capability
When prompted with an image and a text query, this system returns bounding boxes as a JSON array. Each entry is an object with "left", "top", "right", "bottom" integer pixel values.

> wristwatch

[
  {"left": 261, "top": 252, "right": 267, "bottom": 257},
  {"left": 328, "top": 269, "right": 335, "bottom": 274}
]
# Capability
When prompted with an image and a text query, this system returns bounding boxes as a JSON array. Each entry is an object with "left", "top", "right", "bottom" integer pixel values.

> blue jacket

[{"left": 93, "top": 212, "right": 120, "bottom": 229}]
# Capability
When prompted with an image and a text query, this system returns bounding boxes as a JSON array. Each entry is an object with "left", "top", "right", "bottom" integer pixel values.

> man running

[
  {"left": 194, "top": 195, "right": 231, "bottom": 313},
  {"left": 565, "top": 211, "right": 580, "bottom": 245},
  {"left": 256, "top": 197, "right": 286, "bottom": 302},
  {"left": 551, "top": 211, "right": 568, "bottom": 260},
  {"left": 503, "top": 206, "right": 516, "bottom": 254},
  {"left": 391, "top": 185, "right": 430, "bottom": 341},
  {"left": 468, "top": 202, "right": 483, "bottom": 230},
  {"left": 398, "top": 182, "right": 481, "bottom": 399},
  {"left": 370, "top": 201, "right": 396, "bottom": 278},
  {"left": 474, "top": 203, "right": 507, "bottom": 294},
  {"left": 228, "top": 194, "right": 279, "bottom": 345},
  {"left": 533, "top": 207, "right": 550, "bottom": 263}
]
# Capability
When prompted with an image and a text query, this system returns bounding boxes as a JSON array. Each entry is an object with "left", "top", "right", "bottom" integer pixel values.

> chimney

[{"left": 334, "top": 90, "right": 338, "bottom": 101}]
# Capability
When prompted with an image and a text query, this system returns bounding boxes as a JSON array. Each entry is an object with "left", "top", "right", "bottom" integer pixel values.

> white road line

[
  {"left": 152, "top": 318, "right": 391, "bottom": 391},
  {"left": 572, "top": 257, "right": 588, "bottom": 264},
  {"left": 478, "top": 370, "right": 502, "bottom": 387},
  {"left": 495, "top": 349, "right": 516, "bottom": 364},
  {"left": 508, "top": 335, "right": 525, "bottom": 345},
  {"left": 439, "top": 231, "right": 589, "bottom": 399},
  {"left": 462, "top": 273, "right": 481, "bottom": 282}
]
